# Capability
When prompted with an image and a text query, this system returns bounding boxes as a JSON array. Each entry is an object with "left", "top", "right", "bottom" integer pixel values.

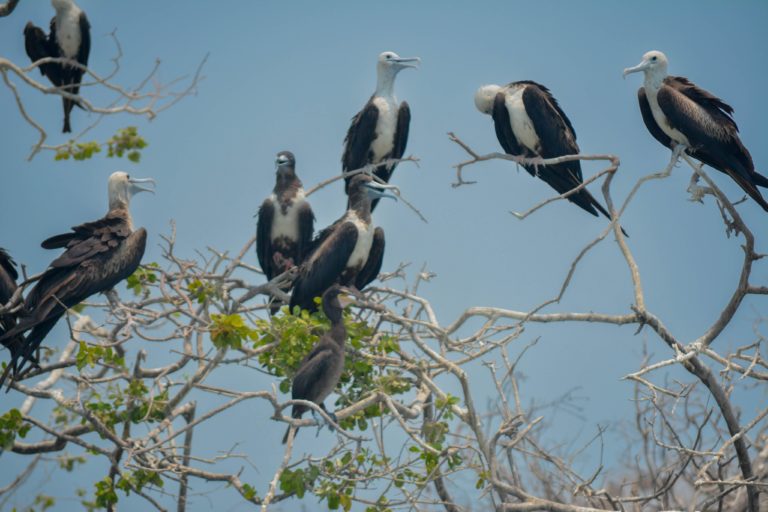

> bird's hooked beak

[
  {"left": 337, "top": 286, "right": 363, "bottom": 309},
  {"left": 364, "top": 181, "right": 399, "bottom": 202},
  {"left": 129, "top": 177, "right": 156, "bottom": 195},
  {"left": 393, "top": 56, "right": 420, "bottom": 69},
  {"left": 623, "top": 60, "right": 650, "bottom": 78},
  {"left": 275, "top": 157, "right": 290, "bottom": 170}
]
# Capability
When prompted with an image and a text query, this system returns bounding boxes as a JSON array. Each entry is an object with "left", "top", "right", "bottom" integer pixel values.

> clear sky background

[{"left": 1, "top": 1, "right": 767, "bottom": 510}]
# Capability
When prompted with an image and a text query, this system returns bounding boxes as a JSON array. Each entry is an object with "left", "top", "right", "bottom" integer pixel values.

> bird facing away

[
  {"left": 0, "top": 248, "right": 27, "bottom": 375},
  {"left": 256, "top": 151, "right": 314, "bottom": 281},
  {"left": 289, "top": 174, "right": 396, "bottom": 313},
  {"left": 282, "top": 285, "right": 358, "bottom": 444},
  {"left": 624, "top": 51, "right": 768, "bottom": 212},
  {"left": 342, "top": 51, "right": 419, "bottom": 211},
  {"left": 0, "top": 172, "right": 154, "bottom": 388},
  {"left": 24, "top": 0, "right": 91, "bottom": 133},
  {"left": 475, "top": 81, "right": 624, "bottom": 230}
]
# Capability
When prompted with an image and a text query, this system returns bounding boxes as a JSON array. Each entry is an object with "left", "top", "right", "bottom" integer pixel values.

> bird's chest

[
  {"left": 346, "top": 217, "right": 374, "bottom": 270},
  {"left": 506, "top": 88, "right": 541, "bottom": 154},
  {"left": 56, "top": 11, "right": 82, "bottom": 59},
  {"left": 646, "top": 88, "right": 690, "bottom": 146},
  {"left": 371, "top": 97, "right": 398, "bottom": 162},
  {"left": 270, "top": 194, "right": 305, "bottom": 241}
]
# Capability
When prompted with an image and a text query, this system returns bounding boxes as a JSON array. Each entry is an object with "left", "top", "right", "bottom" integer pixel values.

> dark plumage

[
  {"left": 24, "top": 0, "right": 91, "bottom": 133},
  {"left": 0, "top": 249, "right": 27, "bottom": 376},
  {"left": 256, "top": 151, "right": 314, "bottom": 282},
  {"left": 0, "top": 172, "right": 153, "bottom": 388},
  {"left": 282, "top": 285, "right": 356, "bottom": 444},
  {"left": 625, "top": 50, "right": 768, "bottom": 211},
  {"left": 476, "top": 81, "right": 622, "bottom": 232},
  {"left": 342, "top": 51, "right": 419, "bottom": 211},
  {"left": 289, "top": 174, "right": 389, "bottom": 313}
]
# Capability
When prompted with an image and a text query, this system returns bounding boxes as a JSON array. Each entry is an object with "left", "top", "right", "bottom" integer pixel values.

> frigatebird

[{"left": 0, "top": 172, "right": 154, "bottom": 388}]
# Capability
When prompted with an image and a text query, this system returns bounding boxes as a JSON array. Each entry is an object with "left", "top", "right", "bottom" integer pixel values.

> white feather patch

[
  {"left": 270, "top": 190, "right": 307, "bottom": 241},
  {"left": 371, "top": 96, "right": 398, "bottom": 162},
  {"left": 506, "top": 86, "right": 541, "bottom": 153}
]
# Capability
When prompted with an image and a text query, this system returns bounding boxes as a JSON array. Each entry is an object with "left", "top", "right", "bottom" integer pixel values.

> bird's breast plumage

[
  {"left": 55, "top": 9, "right": 82, "bottom": 59},
  {"left": 346, "top": 213, "right": 374, "bottom": 270},
  {"left": 506, "top": 86, "right": 541, "bottom": 154},
  {"left": 270, "top": 190, "right": 307, "bottom": 241},
  {"left": 371, "top": 96, "right": 398, "bottom": 162},
  {"left": 646, "top": 86, "right": 690, "bottom": 146}
]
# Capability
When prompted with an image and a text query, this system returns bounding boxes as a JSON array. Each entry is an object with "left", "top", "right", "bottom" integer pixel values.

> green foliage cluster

[
  {"left": 0, "top": 408, "right": 30, "bottom": 450},
  {"left": 54, "top": 126, "right": 148, "bottom": 163},
  {"left": 76, "top": 341, "right": 125, "bottom": 371},
  {"left": 278, "top": 449, "right": 397, "bottom": 511},
  {"left": 188, "top": 278, "right": 217, "bottom": 304},
  {"left": 106, "top": 126, "right": 147, "bottom": 162},
  {"left": 116, "top": 469, "right": 164, "bottom": 496},
  {"left": 210, "top": 313, "right": 258, "bottom": 349},
  {"left": 125, "top": 262, "right": 159, "bottom": 297},
  {"left": 84, "top": 380, "right": 168, "bottom": 432}
]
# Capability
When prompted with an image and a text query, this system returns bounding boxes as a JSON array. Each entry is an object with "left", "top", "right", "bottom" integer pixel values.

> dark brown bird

[
  {"left": 624, "top": 50, "right": 768, "bottom": 211},
  {"left": 282, "top": 285, "right": 358, "bottom": 444},
  {"left": 0, "top": 172, "right": 153, "bottom": 388}
]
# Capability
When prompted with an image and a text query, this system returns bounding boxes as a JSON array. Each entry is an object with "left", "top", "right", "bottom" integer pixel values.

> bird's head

[
  {"left": 275, "top": 150, "right": 297, "bottom": 178},
  {"left": 322, "top": 285, "right": 363, "bottom": 321},
  {"left": 108, "top": 171, "right": 155, "bottom": 210},
  {"left": 275, "top": 151, "right": 295, "bottom": 171},
  {"left": 349, "top": 174, "right": 399, "bottom": 204},
  {"left": 51, "top": 0, "right": 74, "bottom": 12},
  {"left": 474, "top": 84, "right": 503, "bottom": 115},
  {"left": 623, "top": 50, "right": 669, "bottom": 81},
  {"left": 377, "top": 51, "right": 420, "bottom": 76}
]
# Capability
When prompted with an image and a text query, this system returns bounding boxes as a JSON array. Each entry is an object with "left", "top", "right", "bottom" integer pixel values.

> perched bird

[
  {"left": 624, "top": 50, "right": 768, "bottom": 211},
  {"left": 0, "top": 172, "right": 154, "bottom": 388},
  {"left": 289, "top": 174, "right": 395, "bottom": 313},
  {"left": 256, "top": 151, "right": 314, "bottom": 282},
  {"left": 282, "top": 285, "right": 358, "bottom": 444},
  {"left": 475, "top": 81, "right": 623, "bottom": 231},
  {"left": 0, "top": 249, "right": 26, "bottom": 374},
  {"left": 24, "top": 0, "right": 91, "bottom": 133},
  {"left": 342, "top": 51, "right": 419, "bottom": 211}
]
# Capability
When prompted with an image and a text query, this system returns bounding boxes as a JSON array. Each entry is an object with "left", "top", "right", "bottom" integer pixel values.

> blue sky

[{"left": 1, "top": 1, "right": 767, "bottom": 510}]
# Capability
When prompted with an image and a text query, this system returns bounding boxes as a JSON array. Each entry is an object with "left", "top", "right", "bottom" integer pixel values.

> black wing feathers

[
  {"left": 342, "top": 100, "right": 379, "bottom": 191},
  {"left": 290, "top": 223, "right": 358, "bottom": 312},
  {"left": 256, "top": 200, "right": 275, "bottom": 279},
  {"left": 355, "top": 227, "right": 384, "bottom": 290}
]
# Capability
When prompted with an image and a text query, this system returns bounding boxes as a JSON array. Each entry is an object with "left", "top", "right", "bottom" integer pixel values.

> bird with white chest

[
  {"left": 342, "top": 51, "right": 419, "bottom": 211},
  {"left": 24, "top": 0, "right": 91, "bottom": 133},
  {"left": 474, "top": 80, "right": 625, "bottom": 233},
  {"left": 289, "top": 174, "right": 396, "bottom": 313},
  {"left": 624, "top": 50, "right": 768, "bottom": 212},
  {"left": 256, "top": 151, "right": 314, "bottom": 282}
]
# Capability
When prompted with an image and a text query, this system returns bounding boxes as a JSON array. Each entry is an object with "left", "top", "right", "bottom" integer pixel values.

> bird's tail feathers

[{"left": 750, "top": 170, "right": 768, "bottom": 189}]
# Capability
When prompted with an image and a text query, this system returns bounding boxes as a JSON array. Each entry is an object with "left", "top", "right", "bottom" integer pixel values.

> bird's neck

[
  {"left": 328, "top": 320, "right": 347, "bottom": 346},
  {"left": 644, "top": 70, "right": 666, "bottom": 92},
  {"left": 108, "top": 206, "right": 134, "bottom": 231},
  {"left": 274, "top": 172, "right": 299, "bottom": 192},
  {"left": 375, "top": 67, "right": 398, "bottom": 99},
  {"left": 348, "top": 199, "right": 372, "bottom": 225}
]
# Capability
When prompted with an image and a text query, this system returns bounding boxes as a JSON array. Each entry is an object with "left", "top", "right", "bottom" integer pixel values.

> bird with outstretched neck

[{"left": 282, "top": 285, "right": 359, "bottom": 444}]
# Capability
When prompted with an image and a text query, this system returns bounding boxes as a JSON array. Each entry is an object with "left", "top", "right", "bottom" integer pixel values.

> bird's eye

[
  {"left": 651, "top": 56, "right": 657, "bottom": 61},
  {"left": 386, "top": 55, "right": 391, "bottom": 59}
]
